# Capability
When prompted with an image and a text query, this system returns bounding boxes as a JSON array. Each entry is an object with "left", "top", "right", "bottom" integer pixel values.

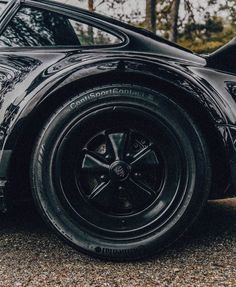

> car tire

[{"left": 31, "top": 84, "right": 211, "bottom": 261}]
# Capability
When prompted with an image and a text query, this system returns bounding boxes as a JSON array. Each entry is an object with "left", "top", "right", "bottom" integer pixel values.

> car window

[
  {"left": 0, "top": 6, "right": 122, "bottom": 48},
  {"left": 69, "top": 20, "right": 121, "bottom": 46}
]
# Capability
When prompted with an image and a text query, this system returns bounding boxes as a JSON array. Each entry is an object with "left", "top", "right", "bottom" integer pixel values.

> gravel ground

[{"left": 0, "top": 199, "right": 235, "bottom": 287}]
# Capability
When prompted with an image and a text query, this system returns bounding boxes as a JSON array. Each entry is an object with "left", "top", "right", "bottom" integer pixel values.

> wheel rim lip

[{"left": 50, "top": 103, "right": 192, "bottom": 238}]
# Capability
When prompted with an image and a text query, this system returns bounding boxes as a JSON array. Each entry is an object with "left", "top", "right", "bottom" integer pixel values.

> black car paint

[
  {"left": 207, "top": 38, "right": 236, "bottom": 74},
  {"left": 0, "top": 0, "right": 235, "bottom": 207}
]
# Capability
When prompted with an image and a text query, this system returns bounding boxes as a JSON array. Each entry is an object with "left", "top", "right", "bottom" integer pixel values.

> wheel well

[{"left": 7, "top": 72, "right": 230, "bottom": 202}]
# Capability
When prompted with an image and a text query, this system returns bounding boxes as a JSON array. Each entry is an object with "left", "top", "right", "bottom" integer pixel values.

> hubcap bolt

[
  {"left": 100, "top": 175, "right": 106, "bottom": 181},
  {"left": 126, "top": 153, "right": 132, "bottom": 159}
]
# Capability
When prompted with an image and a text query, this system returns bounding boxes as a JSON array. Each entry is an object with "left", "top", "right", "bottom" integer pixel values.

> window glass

[
  {"left": 0, "top": 7, "right": 80, "bottom": 47},
  {"left": 0, "top": 6, "right": 122, "bottom": 47},
  {"left": 69, "top": 20, "right": 121, "bottom": 46}
]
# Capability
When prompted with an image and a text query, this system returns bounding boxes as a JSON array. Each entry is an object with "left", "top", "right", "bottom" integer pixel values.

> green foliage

[
  {"left": 76, "top": 0, "right": 236, "bottom": 54},
  {"left": 178, "top": 25, "right": 236, "bottom": 53},
  {"left": 156, "top": 0, "right": 235, "bottom": 53},
  {"left": 178, "top": 13, "right": 227, "bottom": 53}
]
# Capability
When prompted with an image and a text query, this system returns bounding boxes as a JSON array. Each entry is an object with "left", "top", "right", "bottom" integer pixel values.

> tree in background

[
  {"left": 88, "top": 0, "right": 94, "bottom": 11},
  {"left": 154, "top": 0, "right": 182, "bottom": 42},
  {"left": 169, "top": 0, "right": 180, "bottom": 42},
  {"left": 220, "top": 0, "right": 236, "bottom": 26},
  {"left": 88, "top": 0, "right": 94, "bottom": 43},
  {"left": 145, "top": 0, "right": 157, "bottom": 34},
  {"left": 177, "top": 0, "right": 228, "bottom": 53},
  {"left": 69, "top": 0, "right": 236, "bottom": 53}
]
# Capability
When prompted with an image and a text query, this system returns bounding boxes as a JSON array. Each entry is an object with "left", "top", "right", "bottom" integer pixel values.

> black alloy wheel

[
  {"left": 31, "top": 85, "right": 211, "bottom": 260},
  {"left": 80, "top": 129, "right": 164, "bottom": 216}
]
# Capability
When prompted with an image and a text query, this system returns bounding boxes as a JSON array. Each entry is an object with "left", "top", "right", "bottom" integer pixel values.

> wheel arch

[{"left": 5, "top": 70, "right": 230, "bottom": 201}]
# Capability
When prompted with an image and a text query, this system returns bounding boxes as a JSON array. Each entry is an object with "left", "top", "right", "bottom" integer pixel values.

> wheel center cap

[{"left": 110, "top": 161, "right": 130, "bottom": 181}]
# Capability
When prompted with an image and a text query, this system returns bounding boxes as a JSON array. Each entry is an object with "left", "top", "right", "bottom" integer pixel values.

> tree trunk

[
  {"left": 88, "top": 0, "right": 94, "bottom": 44},
  {"left": 88, "top": 0, "right": 94, "bottom": 12},
  {"left": 169, "top": 0, "right": 181, "bottom": 42},
  {"left": 146, "top": 0, "right": 157, "bottom": 34}
]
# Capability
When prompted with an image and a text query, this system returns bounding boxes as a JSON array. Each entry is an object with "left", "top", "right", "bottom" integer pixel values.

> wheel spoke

[
  {"left": 108, "top": 132, "right": 127, "bottom": 160},
  {"left": 79, "top": 129, "right": 163, "bottom": 215},
  {"left": 131, "top": 147, "right": 159, "bottom": 168},
  {"left": 126, "top": 178, "right": 156, "bottom": 208},
  {"left": 82, "top": 151, "right": 109, "bottom": 174},
  {"left": 88, "top": 181, "right": 113, "bottom": 207}
]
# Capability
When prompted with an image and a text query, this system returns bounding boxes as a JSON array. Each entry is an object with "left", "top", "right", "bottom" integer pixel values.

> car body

[{"left": 0, "top": 0, "right": 235, "bottom": 260}]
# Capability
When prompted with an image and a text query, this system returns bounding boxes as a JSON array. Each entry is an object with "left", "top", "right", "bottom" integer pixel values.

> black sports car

[{"left": 0, "top": 0, "right": 235, "bottom": 261}]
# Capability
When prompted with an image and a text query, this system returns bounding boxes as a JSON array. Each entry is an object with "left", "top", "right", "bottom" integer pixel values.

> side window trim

[
  {"left": 65, "top": 18, "right": 82, "bottom": 46},
  {"left": 0, "top": 0, "right": 20, "bottom": 35},
  {"left": 0, "top": 3, "right": 127, "bottom": 50},
  {"left": 26, "top": 1, "right": 127, "bottom": 46}
]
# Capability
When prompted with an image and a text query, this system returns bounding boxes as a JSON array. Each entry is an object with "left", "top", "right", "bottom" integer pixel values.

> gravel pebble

[{"left": 0, "top": 199, "right": 235, "bottom": 287}]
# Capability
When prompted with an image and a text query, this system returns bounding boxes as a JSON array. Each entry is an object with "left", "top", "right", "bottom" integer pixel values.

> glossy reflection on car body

[{"left": 0, "top": 0, "right": 235, "bottom": 260}]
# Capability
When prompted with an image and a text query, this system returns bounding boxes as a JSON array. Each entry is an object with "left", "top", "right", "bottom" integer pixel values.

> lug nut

[
  {"left": 126, "top": 153, "right": 132, "bottom": 159},
  {"left": 100, "top": 175, "right": 106, "bottom": 181},
  {"left": 134, "top": 172, "right": 141, "bottom": 178},
  {"left": 105, "top": 155, "right": 111, "bottom": 160}
]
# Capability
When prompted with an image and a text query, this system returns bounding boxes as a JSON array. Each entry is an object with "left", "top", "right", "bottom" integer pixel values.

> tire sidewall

[{"left": 31, "top": 85, "right": 211, "bottom": 260}]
